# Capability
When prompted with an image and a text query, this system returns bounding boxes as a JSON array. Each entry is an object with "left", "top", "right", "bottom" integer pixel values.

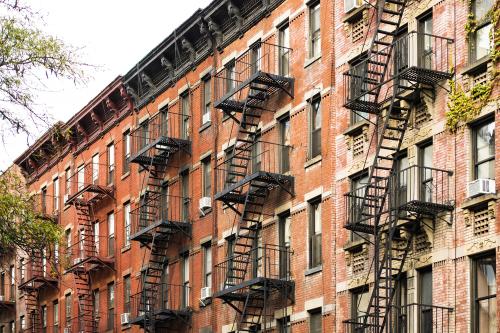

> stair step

[
  {"left": 374, "top": 40, "right": 391, "bottom": 47},
  {"left": 382, "top": 8, "right": 400, "bottom": 15},
  {"left": 380, "top": 18, "right": 399, "bottom": 26},
  {"left": 377, "top": 29, "right": 396, "bottom": 36}
]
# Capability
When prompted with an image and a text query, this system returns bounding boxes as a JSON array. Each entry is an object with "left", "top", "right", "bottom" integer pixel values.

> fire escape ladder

[
  {"left": 74, "top": 270, "right": 94, "bottom": 333},
  {"left": 24, "top": 270, "right": 41, "bottom": 333}
]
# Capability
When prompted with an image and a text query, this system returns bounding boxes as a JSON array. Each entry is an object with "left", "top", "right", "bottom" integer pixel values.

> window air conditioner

[
  {"left": 344, "top": 0, "right": 361, "bottom": 13},
  {"left": 200, "top": 286, "right": 212, "bottom": 300},
  {"left": 120, "top": 313, "right": 130, "bottom": 325},
  {"left": 64, "top": 194, "right": 69, "bottom": 204},
  {"left": 467, "top": 179, "right": 496, "bottom": 198},
  {"left": 203, "top": 112, "right": 210, "bottom": 124},
  {"left": 199, "top": 197, "right": 212, "bottom": 211}
]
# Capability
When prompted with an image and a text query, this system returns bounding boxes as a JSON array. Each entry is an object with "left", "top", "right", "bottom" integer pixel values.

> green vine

[{"left": 445, "top": 0, "right": 499, "bottom": 132}]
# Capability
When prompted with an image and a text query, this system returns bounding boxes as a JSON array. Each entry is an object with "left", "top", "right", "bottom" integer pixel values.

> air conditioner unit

[
  {"left": 344, "top": 0, "right": 361, "bottom": 13},
  {"left": 120, "top": 313, "right": 130, "bottom": 325},
  {"left": 199, "top": 197, "right": 212, "bottom": 211},
  {"left": 467, "top": 179, "right": 496, "bottom": 198},
  {"left": 64, "top": 194, "right": 69, "bottom": 203},
  {"left": 200, "top": 286, "right": 212, "bottom": 300},
  {"left": 202, "top": 112, "right": 210, "bottom": 124}
]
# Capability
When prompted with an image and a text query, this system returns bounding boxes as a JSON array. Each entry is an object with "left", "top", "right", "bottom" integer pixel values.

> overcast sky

[{"left": 2, "top": 0, "right": 212, "bottom": 170}]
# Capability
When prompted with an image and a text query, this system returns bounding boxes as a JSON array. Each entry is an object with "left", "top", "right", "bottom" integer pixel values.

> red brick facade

[{"left": 2, "top": 0, "right": 499, "bottom": 332}]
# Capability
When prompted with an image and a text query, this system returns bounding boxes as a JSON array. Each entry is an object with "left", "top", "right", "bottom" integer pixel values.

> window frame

[
  {"left": 351, "top": 286, "right": 370, "bottom": 324},
  {"left": 202, "top": 75, "right": 212, "bottom": 125},
  {"left": 278, "top": 113, "right": 291, "bottom": 173},
  {"left": 469, "top": 0, "right": 494, "bottom": 63},
  {"left": 308, "top": 308, "right": 322, "bottom": 333},
  {"left": 123, "top": 202, "right": 131, "bottom": 247},
  {"left": 203, "top": 242, "right": 212, "bottom": 289},
  {"left": 53, "top": 177, "right": 59, "bottom": 212},
  {"left": 107, "top": 143, "right": 115, "bottom": 185},
  {"left": 278, "top": 21, "right": 291, "bottom": 76},
  {"left": 308, "top": 1, "right": 321, "bottom": 58},
  {"left": 107, "top": 212, "right": 115, "bottom": 256},
  {"left": 65, "top": 293, "right": 72, "bottom": 325},
  {"left": 202, "top": 157, "right": 212, "bottom": 198},
  {"left": 124, "top": 275, "right": 131, "bottom": 314},
  {"left": 472, "top": 117, "right": 495, "bottom": 180},
  {"left": 180, "top": 91, "right": 190, "bottom": 140},
  {"left": 122, "top": 130, "right": 131, "bottom": 174},
  {"left": 107, "top": 282, "right": 115, "bottom": 330},
  {"left": 349, "top": 171, "right": 368, "bottom": 242},
  {"left": 308, "top": 197, "right": 322, "bottom": 269},
  {"left": 309, "top": 95, "right": 322, "bottom": 159},
  {"left": 471, "top": 251, "right": 497, "bottom": 333}
]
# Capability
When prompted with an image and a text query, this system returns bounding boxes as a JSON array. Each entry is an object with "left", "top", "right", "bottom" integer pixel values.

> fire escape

[
  {"left": 128, "top": 110, "right": 192, "bottom": 332},
  {"left": 213, "top": 41, "right": 294, "bottom": 332},
  {"left": 65, "top": 161, "right": 115, "bottom": 333},
  {"left": 18, "top": 194, "right": 59, "bottom": 333},
  {"left": 342, "top": 1, "right": 455, "bottom": 332}
]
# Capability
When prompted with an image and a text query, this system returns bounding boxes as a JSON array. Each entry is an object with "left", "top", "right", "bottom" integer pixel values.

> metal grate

[
  {"left": 352, "top": 249, "right": 366, "bottom": 274},
  {"left": 414, "top": 232, "right": 430, "bottom": 253},
  {"left": 473, "top": 208, "right": 490, "bottom": 236},
  {"left": 414, "top": 103, "right": 431, "bottom": 128},
  {"left": 352, "top": 19, "right": 364, "bottom": 43},
  {"left": 352, "top": 133, "right": 364, "bottom": 157}
]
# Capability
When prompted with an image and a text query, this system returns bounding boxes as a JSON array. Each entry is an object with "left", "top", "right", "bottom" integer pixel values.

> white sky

[{"left": 2, "top": 0, "right": 212, "bottom": 170}]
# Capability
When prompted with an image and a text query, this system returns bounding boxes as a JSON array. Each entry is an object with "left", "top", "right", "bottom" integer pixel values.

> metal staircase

[
  {"left": 128, "top": 110, "right": 192, "bottom": 332},
  {"left": 213, "top": 42, "right": 294, "bottom": 333},
  {"left": 342, "top": 1, "right": 455, "bottom": 332}
]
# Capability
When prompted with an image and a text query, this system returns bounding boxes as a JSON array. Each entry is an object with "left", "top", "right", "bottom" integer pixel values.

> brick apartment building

[{"left": 0, "top": 0, "right": 498, "bottom": 332}]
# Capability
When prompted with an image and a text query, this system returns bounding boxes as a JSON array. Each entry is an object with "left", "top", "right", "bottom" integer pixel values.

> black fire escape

[
  {"left": 17, "top": 194, "right": 59, "bottom": 333},
  {"left": 213, "top": 41, "right": 294, "bottom": 332},
  {"left": 342, "top": 1, "right": 455, "bottom": 332},
  {"left": 128, "top": 110, "right": 192, "bottom": 332},
  {"left": 65, "top": 161, "right": 115, "bottom": 333}
]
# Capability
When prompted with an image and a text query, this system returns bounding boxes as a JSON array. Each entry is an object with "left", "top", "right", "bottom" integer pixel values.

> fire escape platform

[
  {"left": 130, "top": 219, "right": 191, "bottom": 243},
  {"left": 18, "top": 276, "right": 58, "bottom": 291},
  {"left": 65, "top": 184, "right": 114, "bottom": 206},
  {"left": 130, "top": 136, "right": 191, "bottom": 167},
  {"left": 129, "top": 308, "right": 192, "bottom": 328},
  {"left": 214, "top": 71, "right": 294, "bottom": 114},
  {"left": 214, "top": 171, "right": 294, "bottom": 203},
  {"left": 214, "top": 277, "right": 294, "bottom": 301},
  {"left": 398, "top": 66, "right": 453, "bottom": 86},
  {"left": 0, "top": 299, "right": 15, "bottom": 310},
  {"left": 64, "top": 256, "right": 115, "bottom": 274},
  {"left": 399, "top": 200, "right": 454, "bottom": 216}
]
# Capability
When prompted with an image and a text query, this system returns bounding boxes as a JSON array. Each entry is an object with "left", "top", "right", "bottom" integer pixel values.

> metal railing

[
  {"left": 130, "top": 194, "right": 190, "bottom": 236},
  {"left": 215, "top": 244, "right": 292, "bottom": 293},
  {"left": 63, "top": 235, "right": 111, "bottom": 269},
  {"left": 216, "top": 140, "right": 291, "bottom": 193},
  {"left": 344, "top": 303, "right": 453, "bottom": 333},
  {"left": 130, "top": 284, "right": 191, "bottom": 320},
  {"left": 343, "top": 31, "right": 454, "bottom": 107},
  {"left": 30, "top": 193, "right": 59, "bottom": 218},
  {"left": 345, "top": 166, "right": 453, "bottom": 226},
  {"left": 130, "top": 111, "right": 190, "bottom": 159},
  {"left": 19, "top": 256, "right": 56, "bottom": 285},
  {"left": 214, "top": 41, "right": 293, "bottom": 102},
  {"left": 66, "top": 162, "right": 114, "bottom": 202}
]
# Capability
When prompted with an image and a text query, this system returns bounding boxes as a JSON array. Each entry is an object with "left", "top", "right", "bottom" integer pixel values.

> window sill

[
  {"left": 304, "top": 55, "right": 321, "bottom": 69},
  {"left": 343, "top": 120, "right": 369, "bottom": 137},
  {"left": 343, "top": 4, "right": 368, "bottom": 23},
  {"left": 305, "top": 265, "right": 322, "bottom": 276},
  {"left": 121, "top": 171, "right": 130, "bottom": 181},
  {"left": 461, "top": 193, "right": 497, "bottom": 211},
  {"left": 121, "top": 245, "right": 131, "bottom": 253},
  {"left": 305, "top": 155, "right": 322, "bottom": 169},
  {"left": 199, "top": 121, "right": 211, "bottom": 133},
  {"left": 462, "top": 56, "right": 490, "bottom": 76}
]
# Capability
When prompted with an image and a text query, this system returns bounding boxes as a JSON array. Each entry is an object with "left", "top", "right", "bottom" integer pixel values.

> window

[
  {"left": 108, "top": 212, "right": 115, "bottom": 256},
  {"left": 107, "top": 282, "right": 115, "bottom": 330},
  {"left": 93, "top": 221, "right": 99, "bottom": 255},
  {"left": 419, "top": 143, "right": 433, "bottom": 202},
  {"left": 107, "top": 143, "right": 115, "bottom": 184},
  {"left": 309, "top": 1, "right": 321, "bottom": 58},
  {"left": 19, "top": 258, "right": 25, "bottom": 283},
  {"left": 182, "top": 253, "right": 190, "bottom": 308},
  {"left": 225, "top": 60, "right": 236, "bottom": 93},
  {"left": 124, "top": 275, "right": 131, "bottom": 313},
  {"left": 41, "top": 186, "right": 47, "bottom": 214},
  {"left": 250, "top": 41, "right": 262, "bottom": 74},
  {"left": 418, "top": 268, "right": 433, "bottom": 332},
  {"left": 350, "top": 172, "right": 368, "bottom": 242},
  {"left": 180, "top": 92, "right": 190, "bottom": 140},
  {"left": 202, "top": 76, "right": 211, "bottom": 125},
  {"left": 279, "top": 114, "right": 291, "bottom": 173},
  {"left": 351, "top": 287, "right": 369, "bottom": 325},
  {"left": 54, "top": 243, "right": 59, "bottom": 265},
  {"left": 279, "top": 211, "right": 291, "bottom": 278},
  {"left": 469, "top": 0, "right": 494, "bottom": 63},
  {"left": 9, "top": 265, "right": 14, "bottom": 300},
  {"left": 65, "top": 293, "right": 72, "bottom": 326},
  {"left": 92, "top": 289, "right": 99, "bottom": 318},
  {"left": 53, "top": 177, "right": 59, "bottom": 212},
  {"left": 472, "top": 252, "right": 496, "bottom": 333},
  {"left": 122, "top": 130, "right": 131, "bottom": 174},
  {"left": 124, "top": 203, "right": 131, "bottom": 247},
  {"left": 139, "top": 119, "right": 149, "bottom": 150},
  {"left": 202, "top": 157, "right": 211, "bottom": 198},
  {"left": 278, "top": 316, "right": 291, "bottom": 333},
  {"left": 309, "top": 96, "right": 321, "bottom": 158},
  {"left": 77, "top": 164, "right": 84, "bottom": 191},
  {"left": 417, "top": 12, "right": 433, "bottom": 69},
  {"left": 278, "top": 22, "right": 290, "bottom": 76},
  {"left": 308, "top": 199, "right": 322, "bottom": 268},
  {"left": 203, "top": 243, "right": 212, "bottom": 289},
  {"left": 65, "top": 167, "right": 71, "bottom": 197},
  {"left": 394, "top": 152, "right": 409, "bottom": 211},
  {"left": 0, "top": 272, "right": 4, "bottom": 297},
  {"left": 251, "top": 132, "right": 262, "bottom": 173},
  {"left": 308, "top": 308, "right": 322, "bottom": 333},
  {"left": 20, "top": 316, "right": 25, "bottom": 331},
  {"left": 65, "top": 229, "right": 71, "bottom": 249},
  {"left": 53, "top": 301, "right": 59, "bottom": 333},
  {"left": 41, "top": 305, "right": 47, "bottom": 329},
  {"left": 181, "top": 170, "right": 190, "bottom": 221},
  {"left": 92, "top": 153, "right": 99, "bottom": 185},
  {"left": 473, "top": 119, "right": 495, "bottom": 180}
]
